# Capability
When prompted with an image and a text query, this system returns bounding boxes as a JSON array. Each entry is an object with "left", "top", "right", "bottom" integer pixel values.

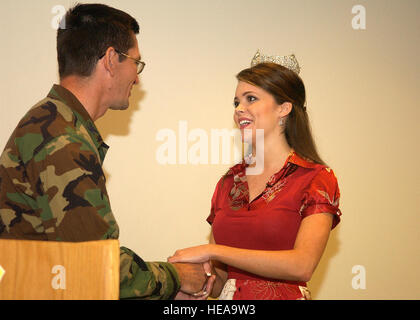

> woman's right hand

[{"left": 168, "top": 244, "right": 216, "bottom": 264}]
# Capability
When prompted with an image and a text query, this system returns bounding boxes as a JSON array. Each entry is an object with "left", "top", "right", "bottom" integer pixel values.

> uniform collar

[{"left": 47, "top": 84, "right": 109, "bottom": 163}]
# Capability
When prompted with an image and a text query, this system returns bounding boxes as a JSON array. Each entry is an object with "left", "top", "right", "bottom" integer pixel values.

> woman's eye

[
  {"left": 247, "top": 95, "right": 257, "bottom": 102},
  {"left": 233, "top": 100, "right": 239, "bottom": 108}
]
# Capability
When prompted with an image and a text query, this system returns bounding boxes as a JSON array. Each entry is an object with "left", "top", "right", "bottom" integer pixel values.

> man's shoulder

[
  {"left": 1, "top": 96, "right": 80, "bottom": 165},
  {"left": 21, "top": 96, "right": 76, "bottom": 131},
  {"left": 14, "top": 95, "right": 79, "bottom": 141}
]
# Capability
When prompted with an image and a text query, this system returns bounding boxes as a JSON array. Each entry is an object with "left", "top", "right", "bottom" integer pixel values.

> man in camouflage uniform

[{"left": 0, "top": 3, "right": 213, "bottom": 299}]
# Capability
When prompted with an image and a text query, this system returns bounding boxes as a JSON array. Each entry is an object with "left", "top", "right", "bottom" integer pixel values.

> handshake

[
  {"left": 171, "top": 261, "right": 216, "bottom": 300},
  {"left": 167, "top": 244, "right": 219, "bottom": 300}
]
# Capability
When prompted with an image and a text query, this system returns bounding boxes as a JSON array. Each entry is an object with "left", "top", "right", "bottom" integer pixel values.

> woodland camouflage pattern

[{"left": 0, "top": 85, "right": 180, "bottom": 299}]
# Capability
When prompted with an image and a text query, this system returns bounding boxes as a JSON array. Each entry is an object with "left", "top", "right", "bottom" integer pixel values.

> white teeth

[{"left": 239, "top": 120, "right": 252, "bottom": 126}]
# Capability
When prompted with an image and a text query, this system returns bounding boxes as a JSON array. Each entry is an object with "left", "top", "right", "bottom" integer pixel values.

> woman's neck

[{"left": 249, "top": 132, "right": 292, "bottom": 174}]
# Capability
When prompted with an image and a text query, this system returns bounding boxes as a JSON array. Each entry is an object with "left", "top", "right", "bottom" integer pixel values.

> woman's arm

[{"left": 169, "top": 213, "right": 333, "bottom": 282}]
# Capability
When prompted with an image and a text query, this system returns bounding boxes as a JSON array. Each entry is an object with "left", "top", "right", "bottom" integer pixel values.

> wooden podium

[{"left": 0, "top": 239, "right": 120, "bottom": 300}]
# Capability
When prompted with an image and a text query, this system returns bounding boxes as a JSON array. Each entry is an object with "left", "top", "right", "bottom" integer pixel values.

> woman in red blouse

[{"left": 169, "top": 56, "right": 342, "bottom": 300}]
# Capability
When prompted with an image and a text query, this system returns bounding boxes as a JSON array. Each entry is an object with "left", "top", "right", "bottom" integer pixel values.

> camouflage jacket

[{"left": 0, "top": 84, "right": 180, "bottom": 299}]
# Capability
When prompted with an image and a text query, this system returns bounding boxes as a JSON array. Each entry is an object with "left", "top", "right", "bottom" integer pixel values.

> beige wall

[{"left": 1, "top": 0, "right": 419, "bottom": 299}]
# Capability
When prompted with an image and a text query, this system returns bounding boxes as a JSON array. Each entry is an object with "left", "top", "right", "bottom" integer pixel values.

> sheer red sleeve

[{"left": 300, "top": 167, "right": 342, "bottom": 229}]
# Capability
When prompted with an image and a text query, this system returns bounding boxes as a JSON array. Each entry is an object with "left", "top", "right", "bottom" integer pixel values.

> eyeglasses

[
  {"left": 99, "top": 49, "right": 145, "bottom": 74},
  {"left": 115, "top": 50, "right": 145, "bottom": 74}
]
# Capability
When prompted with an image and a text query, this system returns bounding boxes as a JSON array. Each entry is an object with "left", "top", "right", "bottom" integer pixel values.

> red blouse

[{"left": 207, "top": 151, "right": 342, "bottom": 299}]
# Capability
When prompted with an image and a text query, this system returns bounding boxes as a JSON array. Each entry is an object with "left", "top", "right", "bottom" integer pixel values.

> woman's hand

[{"left": 168, "top": 244, "right": 215, "bottom": 264}]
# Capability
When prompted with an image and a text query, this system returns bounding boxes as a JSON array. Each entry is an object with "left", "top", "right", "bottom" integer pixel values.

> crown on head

[{"left": 251, "top": 50, "right": 301, "bottom": 74}]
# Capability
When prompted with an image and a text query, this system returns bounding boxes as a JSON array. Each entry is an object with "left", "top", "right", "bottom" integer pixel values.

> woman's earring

[{"left": 279, "top": 118, "right": 285, "bottom": 126}]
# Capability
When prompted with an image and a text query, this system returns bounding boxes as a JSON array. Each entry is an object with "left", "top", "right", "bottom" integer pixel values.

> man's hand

[
  {"left": 175, "top": 274, "right": 216, "bottom": 300},
  {"left": 172, "top": 262, "right": 212, "bottom": 294}
]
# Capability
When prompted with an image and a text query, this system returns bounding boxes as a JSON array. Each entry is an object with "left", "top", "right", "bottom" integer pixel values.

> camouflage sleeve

[{"left": 119, "top": 246, "right": 180, "bottom": 300}]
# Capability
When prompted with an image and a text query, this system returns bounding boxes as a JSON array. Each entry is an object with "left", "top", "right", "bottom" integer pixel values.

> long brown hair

[{"left": 237, "top": 62, "right": 326, "bottom": 165}]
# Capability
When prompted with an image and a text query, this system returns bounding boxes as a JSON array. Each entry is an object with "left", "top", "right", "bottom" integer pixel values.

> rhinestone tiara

[{"left": 250, "top": 50, "right": 301, "bottom": 74}]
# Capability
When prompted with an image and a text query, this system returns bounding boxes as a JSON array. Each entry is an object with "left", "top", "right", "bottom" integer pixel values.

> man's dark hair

[{"left": 57, "top": 3, "right": 140, "bottom": 79}]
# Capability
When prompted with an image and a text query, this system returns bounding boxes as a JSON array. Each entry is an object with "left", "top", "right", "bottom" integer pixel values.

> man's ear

[{"left": 101, "top": 47, "right": 119, "bottom": 77}]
